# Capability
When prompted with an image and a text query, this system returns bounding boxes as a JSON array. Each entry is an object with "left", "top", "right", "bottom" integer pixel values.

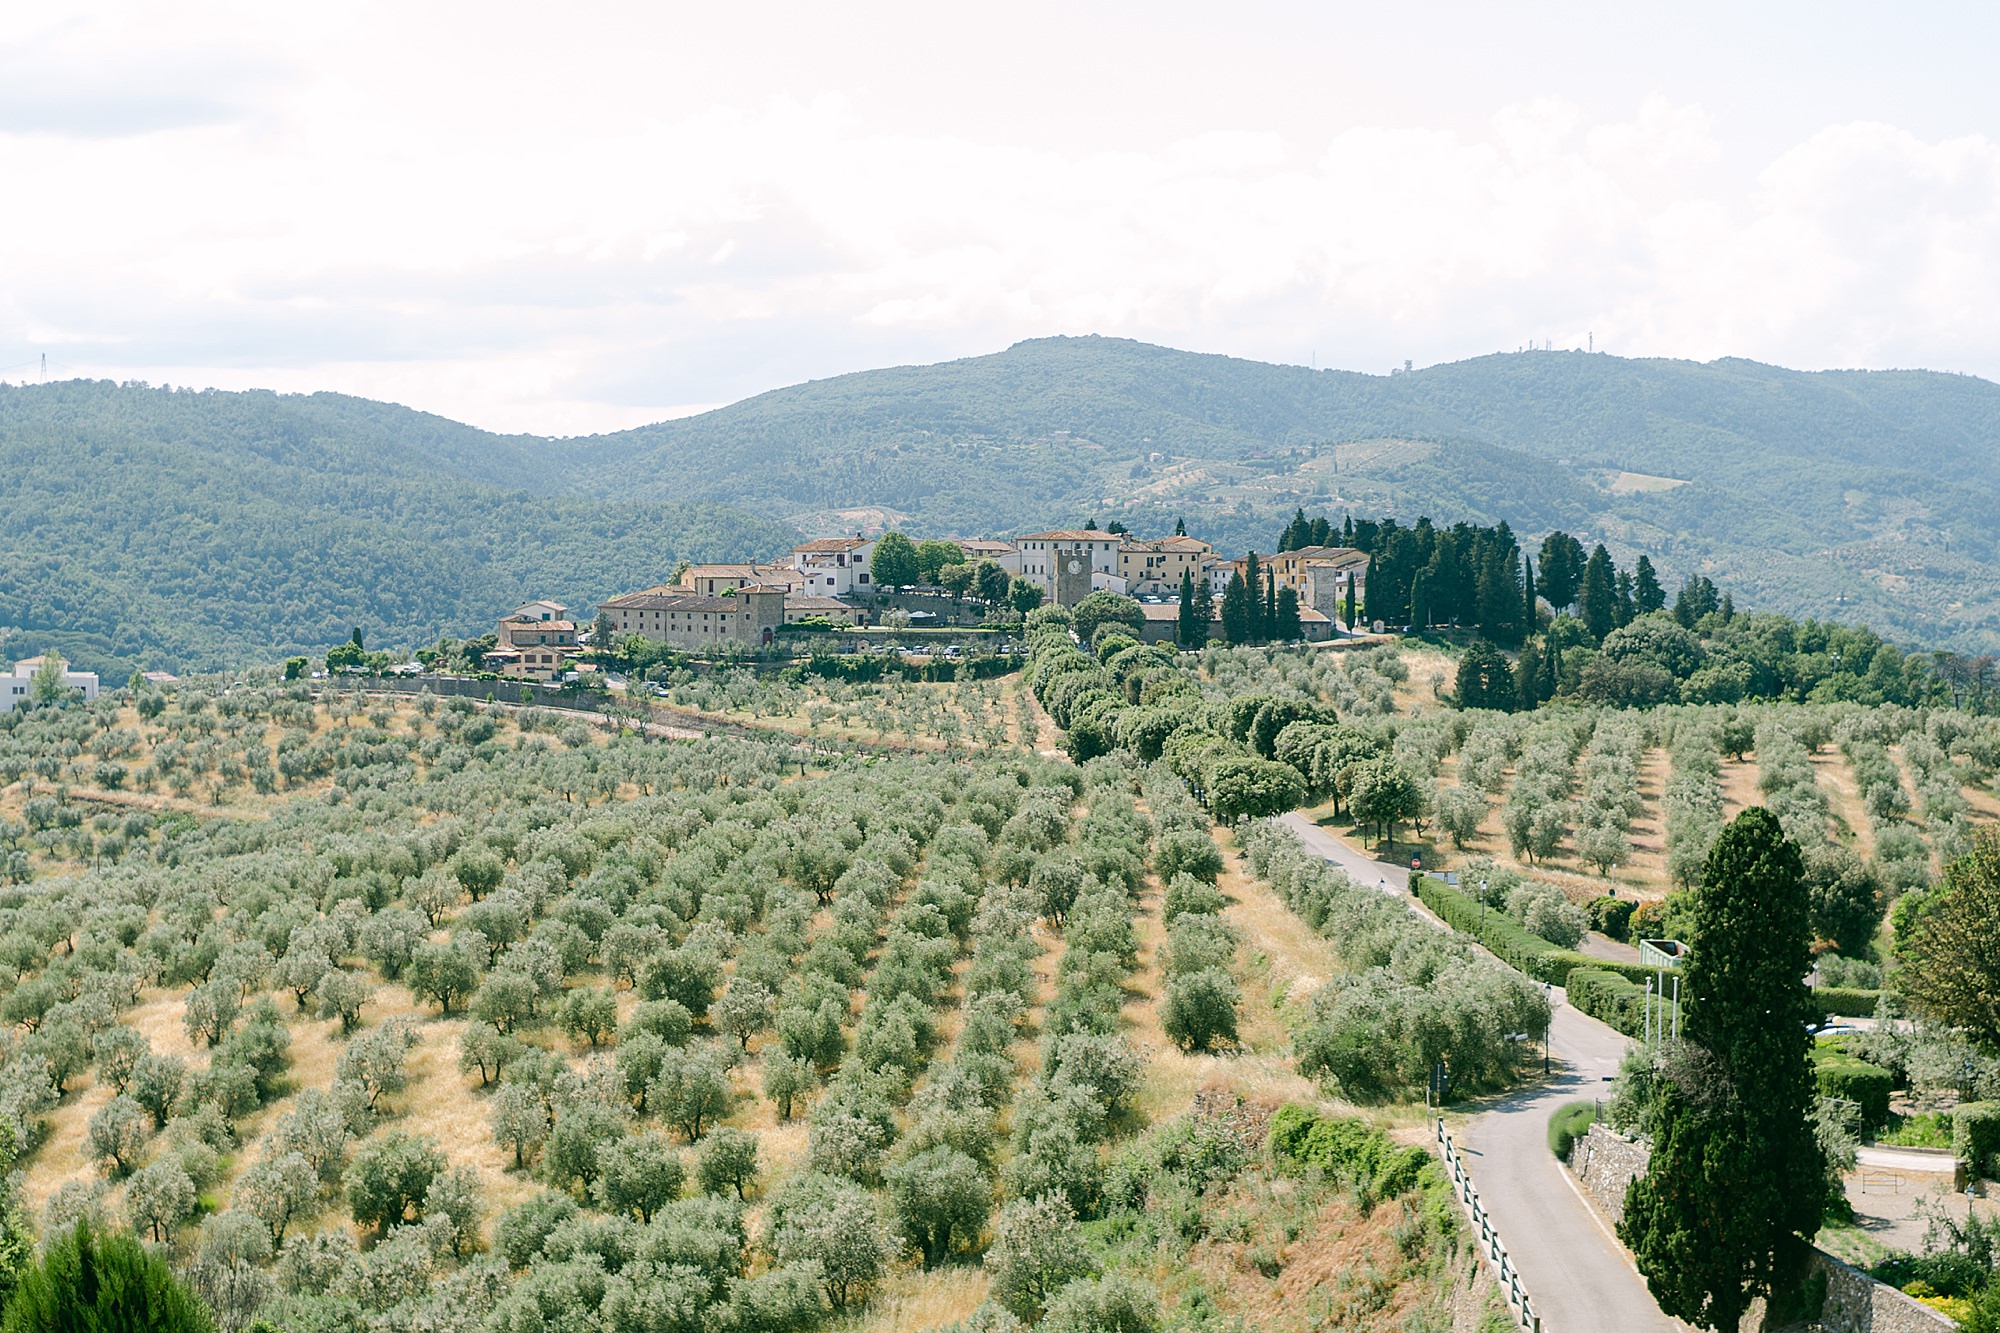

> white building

[
  {"left": 957, "top": 539, "right": 1022, "bottom": 574},
  {"left": 1016, "top": 531, "right": 1126, "bottom": 605},
  {"left": 2, "top": 657, "right": 100, "bottom": 714},
  {"left": 790, "top": 537, "right": 878, "bottom": 597}
]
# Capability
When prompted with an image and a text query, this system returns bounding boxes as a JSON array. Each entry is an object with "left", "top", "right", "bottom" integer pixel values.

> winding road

[{"left": 1277, "top": 814, "right": 1684, "bottom": 1333}]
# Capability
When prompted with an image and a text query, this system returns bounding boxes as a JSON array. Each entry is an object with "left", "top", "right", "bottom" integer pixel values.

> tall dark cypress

[
  {"left": 1176, "top": 569, "right": 1200, "bottom": 648},
  {"left": 1620, "top": 809, "right": 1824, "bottom": 1330},
  {"left": 1522, "top": 555, "right": 1538, "bottom": 629}
]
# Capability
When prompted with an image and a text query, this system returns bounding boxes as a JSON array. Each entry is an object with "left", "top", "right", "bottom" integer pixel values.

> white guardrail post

[{"left": 1437, "top": 1116, "right": 1541, "bottom": 1333}]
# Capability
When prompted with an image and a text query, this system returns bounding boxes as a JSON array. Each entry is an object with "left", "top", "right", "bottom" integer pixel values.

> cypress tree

[
  {"left": 1174, "top": 516, "right": 1187, "bottom": 536},
  {"left": 1514, "top": 638, "right": 1544, "bottom": 711},
  {"left": 1577, "top": 545, "right": 1616, "bottom": 641},
  {"left": 1220, "top": 572, "right": 1253, "bottom": 645},
  {"left": 1408, "top": 570, "right": 1428, "bottom": 631},
  {"left": 1273, "top": 586, "right": 1303, "bottom": 642},
  {"left": 1522, "top": 555, "right": 1538, "bottom": 629},
  {"left": 1309, "top": 516, "right": 1332, "bottom": 547},
  {"left": 1619, "top": 809, "right": 1823, "bottom": 1331},
  {"left": 1263, "top": 572, "right": 1278, "bottom": 644},
  {"left": 1344, "top": 577, "right": 1357, "bottom": 632},
  {"left": 1634, "top": 555, "right": 1666, "bottom": 614},
  {"left": 1176, "top": 569, "right": 1199, "bottom": 648},
  {"left": 1454, "top": 640, "right": 1514, "bottom": 710},
  {"left": 1242, "top": 554, "right": 1265, "bottom": 642},
  {"left": 1614, "top": 569, "right": 1637, "bottom": 628},
  {"left": 1192, "top": 570, "right": 1214, "bottom": 637}
]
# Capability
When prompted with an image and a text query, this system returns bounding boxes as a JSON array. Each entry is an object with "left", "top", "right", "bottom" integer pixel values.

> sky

[{"left": 4, "top": 2, "right": 2000, "bottom": 435}]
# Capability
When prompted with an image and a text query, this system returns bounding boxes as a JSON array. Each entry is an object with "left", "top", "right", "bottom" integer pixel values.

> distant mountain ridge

[{"left": 6, "top": 337, "right": 2000, "bottom": 675}]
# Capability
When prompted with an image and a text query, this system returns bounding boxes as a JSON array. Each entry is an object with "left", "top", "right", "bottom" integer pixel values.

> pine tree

[
  {"left": 1634, "top": 555, "right": 1666, "bottom": 614},
  {"left": 1620, "top": 809, "right": 1824, "bottom": 1330},
  {"left": 1614, "top": 569, "right": 1636, "bottom": 628},
  {"left": 1537, "top": 532, "right": 1584, "bottom": 611},
  {"left": 1176, "top": 570, "right": 1200, "bottom": 649},
  {"left": 1309, "top": 516, "right": 1332, "bottom": 547}
]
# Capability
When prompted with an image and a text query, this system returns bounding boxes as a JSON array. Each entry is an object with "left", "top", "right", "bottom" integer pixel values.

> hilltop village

[{"left": 478, "top": 526, "right": 1369, "bottom": 681}]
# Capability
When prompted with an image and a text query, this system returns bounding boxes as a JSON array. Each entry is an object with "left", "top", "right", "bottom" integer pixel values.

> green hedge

[
  {"left": 1953, "top": 1103, "right": 2000, "bottom": 1179},
  {"left": 1812, "top": 1047, "right": 1893, "bottom": 1133},
  {"left": 1415, "top": 878, "right": 1671, "bottom": 992},
  {"left": 1815, "top": 987, "right": 1884, "bottom": 1018},
  {"left": 1566, "top": 968, "right": 1647, "bottom": 1038}
]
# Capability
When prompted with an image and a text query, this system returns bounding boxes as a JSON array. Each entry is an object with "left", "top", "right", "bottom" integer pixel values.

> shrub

[
  {"left": 1812, "top": 1048, "right": 1894, "bottom": 1133},
  {"left": 4, "top": 1220, "right": 213, "bottom": 1333},
  {"left": 1267, "top": 1105, "right": 1434, "bottom": 1206},
  {"left": 1952, "top": 1102, "right": 2000, "bottom": 1179},
  {"left": 1155, "top": 830, "right": 1224, "bottom": 886},
  {"left": 1588, "top": 896, "right": 1636, "bottom": 941},
  {"left": 1548, "top": 1101, "right": 1596, "bottom": 1161}
]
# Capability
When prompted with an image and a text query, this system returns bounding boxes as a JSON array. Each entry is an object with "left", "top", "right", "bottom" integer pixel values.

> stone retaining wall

[
  {"left": 1566, "top": 1125, "right": 1953, "bottom": 1332},
  {"left": 1571, "top": 1123, "right": 1649, "bottom": 1226}
]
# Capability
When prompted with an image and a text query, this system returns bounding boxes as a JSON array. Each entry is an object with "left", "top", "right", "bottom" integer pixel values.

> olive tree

[{"left": 885, "top": 1145, "right": 990, "bottom": 1269}]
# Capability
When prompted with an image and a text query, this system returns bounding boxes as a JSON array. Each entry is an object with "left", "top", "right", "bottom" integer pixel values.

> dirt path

[
  {"left": 1815, "top": 749, "right": 1876, "bottom": 859},
  {"left": 1620, "top": 747, "right": 1671, "bottom": 891},
  {"left": 1717, "top": 754, "right": 1761, "bottom": 819}
]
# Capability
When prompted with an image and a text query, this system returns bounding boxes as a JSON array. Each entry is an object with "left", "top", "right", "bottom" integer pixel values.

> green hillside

[
  {"left": 9, "top": 339, "right": 2000, "bottom": 673},
  {"left": 0, "top": 382, "right": 790, "bottom": 676},
  {"left": 572, "top": 338, "right": 2000, "bottom": 649}
]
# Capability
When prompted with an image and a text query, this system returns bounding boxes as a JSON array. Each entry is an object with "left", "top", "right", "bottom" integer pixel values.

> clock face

[{"left": 1066, "top": 560, "right": 1082, "bottom": 575}]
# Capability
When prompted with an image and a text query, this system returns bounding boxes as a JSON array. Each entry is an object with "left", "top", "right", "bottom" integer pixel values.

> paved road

[{"left": 1275, "top": 813, "right": 1683, "bottom": 1333}]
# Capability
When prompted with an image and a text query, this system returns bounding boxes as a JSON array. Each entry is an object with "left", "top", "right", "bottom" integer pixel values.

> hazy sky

[{"left": 5, "top": 2, "right": 2000, "bottom": 434}]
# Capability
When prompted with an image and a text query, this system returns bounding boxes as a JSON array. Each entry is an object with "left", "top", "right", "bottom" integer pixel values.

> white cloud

[{"left": 3, "top": 3, "right": 2000, "bottom": 432}]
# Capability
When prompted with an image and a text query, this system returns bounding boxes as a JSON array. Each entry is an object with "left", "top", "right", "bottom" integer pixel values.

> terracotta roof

[
  {"left": 1278, "top": 546, "right": 1368, "bottom": 565},
  {"left": 500, "top": 616, "right": 577, "bottom": 631},
  {"left": 793, "top": 537, "right": 871, "bottom": 553},
  {"left": 785, "top": 595, "right": 853, "bottom": 611},
  {"left": 680, "top": 564, "right": 761, "bottom": 578},
  {"left": 1017, "top": 530, "right": 1123, "bottom": 542},
  {"left": 1121, "top": 535, "right": 1211, "bottom": 552},
  {"left": 958, "top": 539, "right": 1016, "bottom": 552},
  {"left": 600, "top": 590, "right": 746, "bottom": 613}
]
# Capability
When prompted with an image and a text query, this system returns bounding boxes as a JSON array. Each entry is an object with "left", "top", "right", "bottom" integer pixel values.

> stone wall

[
  {"left": 1571, "top": 1123, "right": 1649, "bottom": 1226},
  {"left": 1567, "top": 1125, "right": 1953, "bottom": 1332}
]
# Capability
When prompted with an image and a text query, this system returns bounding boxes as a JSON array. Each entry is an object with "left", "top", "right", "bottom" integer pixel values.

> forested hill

[
  {"left": 0, "top": 382, "right": 791, "bottom": 676},
  {"left": 10, "top": 339, "right": 2000, "bottom": 674},
  {"left": 570, "top": 338, "right": 2000, "bottom": 651}
]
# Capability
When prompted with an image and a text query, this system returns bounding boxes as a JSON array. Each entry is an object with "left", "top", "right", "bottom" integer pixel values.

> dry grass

[
  {"left": 1816, "top": 747, "right": 1876, "bottom": 858},
  {"left": 1718, "top": 754, "right": 1762, "bottom": 819},
  {"left": 851, "top": 1265, "right": 990, "bottom": 1333}
]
